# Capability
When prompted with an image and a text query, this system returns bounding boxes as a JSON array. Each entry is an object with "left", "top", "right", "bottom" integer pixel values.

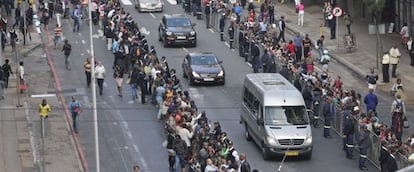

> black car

[
  {"left": 182, "top": 52, "right": 225, "bottom": 85},
  {"left": 158, "top": 14, "right": 197, "bottom": 47}
]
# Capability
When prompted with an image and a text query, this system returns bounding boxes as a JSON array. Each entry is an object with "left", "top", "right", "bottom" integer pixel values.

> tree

[{"left": 364, "top": 0, "right": 386, "bottom": 23}]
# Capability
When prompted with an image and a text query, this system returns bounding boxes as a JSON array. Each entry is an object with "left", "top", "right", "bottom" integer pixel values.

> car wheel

[
  {"left": 245, "top": 124, "right": 252, "bottom": 141},
  {"left": 191, "top": 41, "right": 197, "bottom": 47},
  {"left": 262, "top": 143, "right": 271, "bottom": 160}
]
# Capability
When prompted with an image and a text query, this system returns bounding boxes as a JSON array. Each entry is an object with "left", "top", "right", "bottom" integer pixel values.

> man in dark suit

[{"left": 240, "top": 153, "right": 251, "bottom": 172}]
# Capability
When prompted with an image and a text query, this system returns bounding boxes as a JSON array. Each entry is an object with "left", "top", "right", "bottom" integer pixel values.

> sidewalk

[
  {"left": 275, "top": 2, "right": 414, "bottom": 103},
  {"left": 0, "top": 28, "right": 82, "bottom": 171}
]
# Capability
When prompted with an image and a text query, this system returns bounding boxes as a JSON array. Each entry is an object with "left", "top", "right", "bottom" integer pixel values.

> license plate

[
  {"left": 177, "top": 36, "right": 186, "bottom": 39},
  {"left": 285, "top": 151, "right": 299, "bottom": 156},
  {"left": 203, "top": 78, "right": 214, "bottom": 81}
]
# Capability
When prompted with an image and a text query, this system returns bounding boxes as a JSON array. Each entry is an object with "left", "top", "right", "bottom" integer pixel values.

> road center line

[
  {"left": 224, "top": 42, "right": 230, "bottom": 47},
  {"left": 149, "top": 13, "right": 156, "bottom": 18},
  {"left": 182, "top": 47, "right": 188, "bottom": 53},
  {"left": 81, "top": 40, "right": 86, "bottom": 44},
  {"left": 209, "top": 28, "right": 214, "bottom": 33}
]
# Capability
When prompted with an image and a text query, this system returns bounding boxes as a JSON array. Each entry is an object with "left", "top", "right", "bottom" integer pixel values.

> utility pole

[{"left": 88, "top": 0, "right": 100, "bottom": 171}]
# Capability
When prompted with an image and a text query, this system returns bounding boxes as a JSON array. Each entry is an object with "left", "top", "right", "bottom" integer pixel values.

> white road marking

[
  {"left": 120, "top": 0, "right": 133, "bottom": 5},
  {"left": 246, "top": 62, "right": 252, "bottom": 67},
  {"left": 165, "top": 0, "right": 177, "bottom": 5},
  {"left": 224, "top": 42, "right": 230, "bottom": 47},
  {"left": 149, "top": 13, "right": 156, "bottom": 18},
  {"left": 81, "top": 40, "right": 86, "bottom": 44},
  {"left": 87, "top": 49, "right": 90, "bottom": 54},
  {"left": 209, "top": 28, "right": 214, "bottom": 33},
  {"left": 140, "top": 27, "right": 150, "bottom": 35},
  {"left": 92, "top": 34, "right": 100, "bottom": 38},
  {"left": 182, "top": 48, "right": 188, "bottom": 53},
  {"left": 30, "top": 94, "right": 57, "bottom": 98},
  {"left": 128, "top": 100, "right": 134, "bottom": 104},
  {"left": 97, "top": 29, "right": 104, "bottom": 37},
  {"left": 0, "top": 106, "right": 17, "bottom": 109}
]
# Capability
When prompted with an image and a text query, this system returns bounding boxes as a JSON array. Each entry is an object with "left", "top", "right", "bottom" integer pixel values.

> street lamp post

[{"left": 87, "top": 0, "right": 100, "bottom": 172}]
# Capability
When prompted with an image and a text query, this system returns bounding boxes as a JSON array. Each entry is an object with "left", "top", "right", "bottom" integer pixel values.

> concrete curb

[{"left": 22, "top": 43, "right": 42, "bottom": 57}]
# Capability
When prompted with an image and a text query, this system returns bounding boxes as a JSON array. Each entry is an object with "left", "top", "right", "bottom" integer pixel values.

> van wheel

[
  {"left": 245, "top": 124, "right": 252, "bottom": 141},
  {"left": 262, "top": 144, "right": 271, "bottom": 160}
]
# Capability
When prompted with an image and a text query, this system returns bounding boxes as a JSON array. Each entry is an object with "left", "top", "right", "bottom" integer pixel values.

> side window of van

[{"left": 253, "top": 99, "right": 260, "bottom": 117}]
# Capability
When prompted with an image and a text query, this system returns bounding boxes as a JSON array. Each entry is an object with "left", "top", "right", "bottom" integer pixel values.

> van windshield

[{"left": 264, "top": 106, "right": 309, "bottom": 126}]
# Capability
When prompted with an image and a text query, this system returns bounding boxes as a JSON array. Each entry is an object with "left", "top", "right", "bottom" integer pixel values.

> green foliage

[{"left": 364, "top": 0, "right": 386, "bottom": 14}]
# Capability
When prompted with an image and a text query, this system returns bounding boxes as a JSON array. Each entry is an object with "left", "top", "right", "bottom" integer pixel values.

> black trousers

[
  {"left": 410, "top": 51, "right": 414, "bottom": 65},
  {"left": 139, "top": 83, "right": 146, "bottom": 104},
  {"left": 278, "top": 30, "right": 285, "bottom": 42},
  {"left": 324, "top": 116, "right": 331, "bottom": 137},
  {"left": 85, "top": 71, "right": 91, "bottom": 87},
  {"left": 391, "top": 64, "right": 398, "bottom": 78},
  {"left": 97, "top": 79, "right": 104, "bottom": 95},
  {"left": 205, "top": 14, "right": 210, "bottom": 28},
  {"left": 382, "top": 64, "right": 389, "bottom": 83}
]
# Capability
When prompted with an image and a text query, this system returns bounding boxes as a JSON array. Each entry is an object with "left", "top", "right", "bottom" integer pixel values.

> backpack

[{"left": 395, "top": 100, "right": 404, "bottom": 112}]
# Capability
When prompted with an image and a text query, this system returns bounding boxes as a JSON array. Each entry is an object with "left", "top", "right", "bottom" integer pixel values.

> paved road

[{"left": 43, "top": 0, "right": 413, "bottom": 171}]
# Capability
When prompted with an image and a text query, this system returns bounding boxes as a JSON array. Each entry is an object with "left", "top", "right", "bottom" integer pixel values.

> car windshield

[
  {"left": 191, "top": 55, "right": 218, "bottom": 65},
  {"left": 264, "top": 106, "right": 309, "bottom": 126},
  {"left": 167, "top": 18, "right": 192, "bottom": 27}
]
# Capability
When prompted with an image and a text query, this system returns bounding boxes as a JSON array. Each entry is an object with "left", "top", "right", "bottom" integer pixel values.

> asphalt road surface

[{"left": 44, "top": 0, "right": 412, "bottom": 171}]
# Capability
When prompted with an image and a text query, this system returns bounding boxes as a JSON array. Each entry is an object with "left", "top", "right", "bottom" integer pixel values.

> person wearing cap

[
  {"left": 226, "top": 140, "right": 239, "bottom": 165},
  {"left": 363, "top": 88, "right": 378, "bottom": 114},
  {"left": 343, "top": 112, "right": 355, "bottom": 159},
  {"left": 358, "top": 125, "right": 371, "bottom": 171}
]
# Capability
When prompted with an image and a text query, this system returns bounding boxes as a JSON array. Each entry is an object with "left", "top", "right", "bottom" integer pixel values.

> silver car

[{"left": 134, "top": 0, "right": 163, "bottom": 12}]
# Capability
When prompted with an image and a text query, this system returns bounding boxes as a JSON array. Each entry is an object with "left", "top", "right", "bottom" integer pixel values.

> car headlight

[
  {"left": 267, "top": 136, "right": 277, "bottom": 145},
  {"left": 166, "top": 31, "right": 172, "bottom": 36},
  {"left": 140, "top": 3, "right": 148, "bottom": 7},
  {"left": 192, "top": 71, "right": 200, "bottom": 77},
  {"left": 156, "top": 2, "right": 163, "bottom": 7},
  {"left": 190, "top": 31, "right": 196, "bottom": 35},
  {"left": 217, "top": 70, "right": 224, "bottom": 77}
]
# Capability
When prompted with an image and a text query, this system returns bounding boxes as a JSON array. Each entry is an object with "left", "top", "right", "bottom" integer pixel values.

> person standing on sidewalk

[
  {"left": 219, "top": 13, "right": 225, "bottom": 41},
  {"left": 400, "top": 23, "right": 409, "bottom": 47},
  {"left": 363, "top": 88, "right": 378, "bottom": 113},
  {"left": 54, "top": 24, "right": 63, "bottom": 49},
  {"left": 113, "top": 65, "right": 124, "bottom": 97},
  {"left": 84, "top": 58, "right": 92, "bottom": 88},
  {"left": 365, "top": 68, "right": 378, "bottom": 90},
  {"left": 39, "top": 99, "right": 51, "bottom": 119},
  {"left": 278, "top": 16, "right": 286, "bottom": 42},
  {"left": 205, "top": 3, "right": 211, "bottom": 28},
  {"left": 389, "top": 45, "right": 401, "bottom": 78},
  {"left": 72, "top": 6, "right": 81, "bottom": 32},
  {"left": 391, "top": 94, "right": 406, "bottom": 141},
  {"left": 382, "top": 51, "right": 390, "bottom": 83},
  {"left": 69, "top": 96, "right": 81, "bottom": 133},
  {"left": 297, "top": 2, "right": 304, "bottom": 27},
  {"left": 407, "top": 36, "right": 414, "bottom": 66},
  {"left": 2, "top": 59, "right": 13, "bottom": 88},
  {"left": 228, "top": 21, "right": 235, "bottom": 49},
  {"left": 128, "top": 65, "right": 139, "bottom": 101},
  {"left": 0, "top": 68, "right": 4, "bottom": 100},
  {"left": 54, "top": 1, "right": 64, "bottom": 27},
  {"left": 293, "top": 32, "right": 304, "bottom": 62},
  {"left": 358, "top": 125, "right": 370, "bottom": 171},
  {"left": 343, "top": 13, "right": 352, "bottom": 35},
  {"left": 328, "top": 14, "right": 336, "bottom": 39},
  {"left": 95, "top": 61, "right": 106, "bottom": 96},
  {"left": 61, "top": 39, "right": 72, "bottom": 70}
]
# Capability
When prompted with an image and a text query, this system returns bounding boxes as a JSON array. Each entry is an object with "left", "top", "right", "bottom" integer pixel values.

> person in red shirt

[{"left": 287, "top": 40, "right": 296, "bottom": 57}]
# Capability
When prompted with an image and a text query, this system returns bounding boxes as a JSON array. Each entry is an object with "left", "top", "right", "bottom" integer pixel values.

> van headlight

[
  {"left": 305, "top": 135, "right": 312, "bottom": 144},
  {"left": 217, "top": 70, "right": 224, "bottom": 77},
  {"left": 266, "top": 136, "right": 277, "bottom": 145},
  {"left": 190, "top": 31, "right": 196, "bottom": 35},
  {"left": 192, "top": 71, "right": 200, "bottom": 77}
]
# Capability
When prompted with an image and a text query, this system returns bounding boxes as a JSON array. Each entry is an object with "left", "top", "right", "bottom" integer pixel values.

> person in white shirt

[
  {"left": 95, "top": 61, "right": 106, "bottom": 95},
  {"left": 400, "top": 22, "right": 409, "bottom": 47},
  {"left": 176, "top": 123, "right": 194, "bottom": 149},
  {"left": 407, "top": 36, "right": 414, "bottom": 66},
  {"left": 389, "top": 45, "right": 401, "bottom": 78},
  {"left": 204, "top": 159, "right": 218, "bottom": 172}
]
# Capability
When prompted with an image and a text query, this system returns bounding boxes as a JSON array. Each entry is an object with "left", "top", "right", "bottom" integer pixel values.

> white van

[{"left": 240, "top": 73, "right": 312, "bottom": 160}]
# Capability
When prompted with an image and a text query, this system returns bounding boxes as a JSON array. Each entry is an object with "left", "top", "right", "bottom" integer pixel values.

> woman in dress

[{"left": 113, "top": 65, "right": 124, "bottom": 97}]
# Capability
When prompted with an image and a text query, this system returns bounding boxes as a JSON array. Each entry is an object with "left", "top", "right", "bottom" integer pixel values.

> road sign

[{"left": 332, "top": 7, "right": 343, "bottom": 17}]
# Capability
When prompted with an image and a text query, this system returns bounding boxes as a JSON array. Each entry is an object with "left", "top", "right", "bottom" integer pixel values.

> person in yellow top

[
  {"left": 39, "top": 99, "right": 51, "bottom": 118},
  {"left": 84, "top": 58, "right": 92, "bottom": 88}
]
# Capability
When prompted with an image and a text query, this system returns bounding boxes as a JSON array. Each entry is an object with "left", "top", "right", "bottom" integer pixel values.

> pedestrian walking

[
  {"left": 344, "top": 13, "right": 352, "bottom": 35},
  {"left": 54, "top": 1, "right": 63, "bottom": 27},
  {"left": 18, "top": 61, "right": 26, "bottom": 93},
  {"left": 2, "top": 59, "right": 13, "bottom": 88},
  {"left": 155, "top": 82, "right": 166, "bottom": 120},
  {"left": 407, "top": 36, "right": 414, "bottom": 66},
  {"left": 400, "top": 23, "right": 409, "bottom": 47},
  {"left": 54, "top": 24, "right": 63, "bottom": 49},
  {"left": 320, "top": 50, "right": 330, "bottom": 72},
  {"left": 205, "top": 3, "right": 211, "bottom": 28},
  {"left": 113, "top": 65, "right": 124, "bottom": 97},
  {"left": 303, "top": 34, "right": 312, "bottom": 58},
  {"left": 137, "top": 68, "right": 147, "bottom": 104},
  {"left": 219, "top": 13, "right": 225, "bottom": 41},
  {"left": 0, "top": 68, "right": 5, "bottom": 100},
  {"left": 240, "top": 153, "right": 251, "bottom": 172},
  {"left": 228, "top": 21, "right": 235, "bottom": 49},
  {"left": 363, "top": 88, "right": 378, "bottom": 113},
  {"left": 69, "top": 96, "right": 81, "bottom": 133},
  {"left": 297, "top": 2, "right": 304, "bottom": 26},
  {"left": 278, "top": 16, "right": 286, "bottom": 42},
  {"left": 128, "top": 65, "right": 139, "bottom": 101},
  {"left": 358, "top": 125, "right": 370, "bottom": 171},
  {"left": 315, "top": 35, "right": 324, "bottom": 61},
  {"left": 95, "top": 61, "right": 106, "bottom": 96},
  {"left": 61, "top": 39, "right": 72, "bottom": 70},
  {"left": 328, "top": 14, "right": 336, "bottom": 39},
  {"left": 365, "top": 68, "right": 378, "bottom": 90},
  {"left": 391, "top": 78, "right": 403, "bottom": 96},
  {"left": 389, "top": 45, "right": 401, "bottom": 78},
  {"left": 293, "top": 32, "right": 304, "bottom": 62},
  {"left": 38, "top": 99, "right": 51, "bottom": 118},
  {"left": 343, "top": 112, "right": 355, "bottom": 159},
  {"left": 382, "top": 51, "right": 390, "bottom": 83},
  {"left": 13, "top": 5, "right": 21, "bottom": 28},
  {"left": 391, "top": 94, "right": 405, "bottom": 141},
  {"left": 84, "top": 58, "right": 92, "bottom": 88},
  {"left": 72, "top": 6, "right": 81, "bottom": 32}
]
